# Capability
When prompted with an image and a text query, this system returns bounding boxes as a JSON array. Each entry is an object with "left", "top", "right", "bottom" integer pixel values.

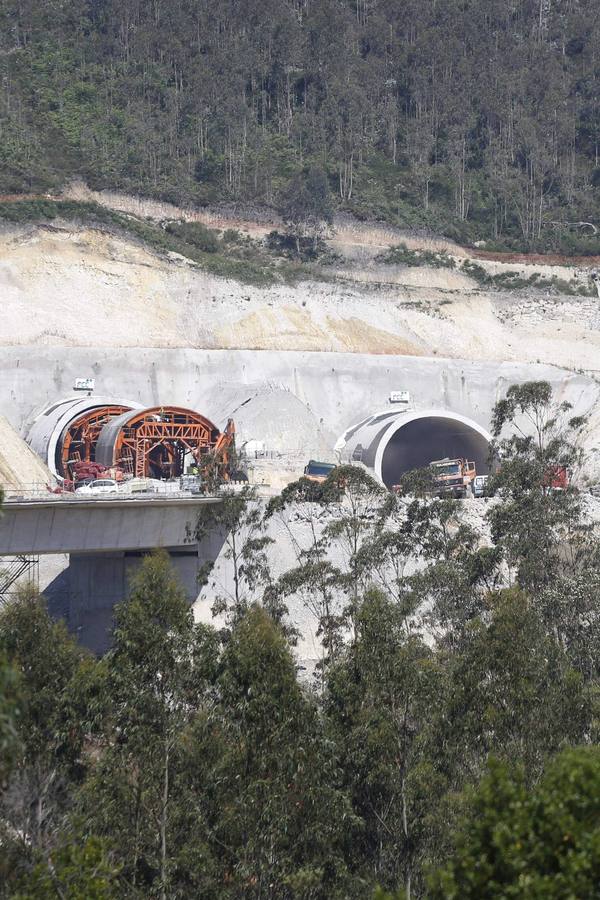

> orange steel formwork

[
  {"left": 58, "top": 405, "right": 132, "bottom": 479},
  {"left": 95, "top": 407, "right": 235, "bottom": 479}
]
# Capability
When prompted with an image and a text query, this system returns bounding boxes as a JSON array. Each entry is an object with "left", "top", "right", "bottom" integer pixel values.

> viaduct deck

[{"left": 0, "top": 495, "right": 220, "bottom": 555}]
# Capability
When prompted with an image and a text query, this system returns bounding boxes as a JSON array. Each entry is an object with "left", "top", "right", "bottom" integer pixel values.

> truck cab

[
  {"left": 303, "top": 460, "right": 336, "bottom": 484},
  {"left": 472, "top": 474, "right": 489, "bottom": 497},
  {"left": 430, "top": 457, "right": 476, "bottom": 498}
]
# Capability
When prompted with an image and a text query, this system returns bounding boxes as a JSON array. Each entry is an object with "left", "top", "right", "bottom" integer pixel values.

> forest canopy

[{"left": 1, "top": 0, "right": 600, "bottom": 252}]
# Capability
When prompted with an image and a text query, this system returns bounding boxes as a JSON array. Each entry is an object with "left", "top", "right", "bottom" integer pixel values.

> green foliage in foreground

[
  {"left": 3, "top": 383, "right": 600, "bottom": 897},
  {"left": 12, "top": 838, "right": 119, "bottom": 900},
  {"left": 430, "top": 747, "right": 600, "bottom": 899},
  {"left": 0, "top": 652, "right": 20, "bottom": 783}
]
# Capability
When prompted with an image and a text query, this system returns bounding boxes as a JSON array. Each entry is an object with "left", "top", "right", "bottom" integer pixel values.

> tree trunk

[
  {"left": 132, "top": 779, "right": 142, "bottom": 887},
  {"left": 160, "top": 740, "right": 170, "bottom": 900}
]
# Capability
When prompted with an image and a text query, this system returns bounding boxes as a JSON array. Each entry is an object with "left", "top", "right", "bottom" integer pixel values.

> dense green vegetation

[
  {"left": 376, "top": 244, "right": 457, "bottom": 269},
  {"left": 431, "top": 748, "right": 600, "bottom": 899},
  {"left": 2, "top": 1, "right": 600, "bottom": 253},
  {"left": 3, "top": 382, "right": 600, "bottom": 897}
]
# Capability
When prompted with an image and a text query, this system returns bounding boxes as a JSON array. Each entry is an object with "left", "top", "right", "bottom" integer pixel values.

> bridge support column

[{"left": 45, "top": 531, "right": 225, "bottom": 653}]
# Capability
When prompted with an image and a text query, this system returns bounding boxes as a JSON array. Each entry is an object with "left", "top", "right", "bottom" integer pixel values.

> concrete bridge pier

[
  {"left": 0, "top": 495, "right": 226, "bottom": 653},
  {"left": 45, "top": 529, "right": 225, "bottom": 653}
]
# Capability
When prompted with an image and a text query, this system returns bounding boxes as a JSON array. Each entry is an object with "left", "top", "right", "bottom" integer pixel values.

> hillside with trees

[{"left": 2, "top": 0, "right": 600, "bottom": 253}]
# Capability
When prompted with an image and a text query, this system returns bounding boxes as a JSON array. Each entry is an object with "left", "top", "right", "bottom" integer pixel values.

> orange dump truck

[{"left": 430, "top": 457, "right": 476, "bottom": 498}]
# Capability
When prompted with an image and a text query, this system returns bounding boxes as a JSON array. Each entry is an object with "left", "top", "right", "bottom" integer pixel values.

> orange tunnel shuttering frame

[
  {"left": 59, "top": 404, "right": 132, "bottom": 479},
  {"left": 93, "top": 406, "right": 235, "bottom": 479}
]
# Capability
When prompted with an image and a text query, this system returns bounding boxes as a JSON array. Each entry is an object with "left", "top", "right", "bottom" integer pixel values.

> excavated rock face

[
  {"left": 2, "top": 205, "right": 600, "bottom": 657},
  {"left": 1, "top": 219, "right": 600, "bottom": 371},
  {"left": 3, "top": 211, "right": 600, "bottom": 489},
  {"left": 0, "top": 413, "right": 55, "bottom": 492}
]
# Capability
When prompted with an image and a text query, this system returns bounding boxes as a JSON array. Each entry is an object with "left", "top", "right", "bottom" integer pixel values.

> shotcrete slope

[{"left": 3, "top": 204, "right": 600, "bottom": 660}]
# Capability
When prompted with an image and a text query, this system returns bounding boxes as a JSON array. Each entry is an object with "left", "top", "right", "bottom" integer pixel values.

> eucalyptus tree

[
  {"left": 0, "top": 588, "right": 93, "bottom": 857},
  {"left": 488, "top": 380, "right": 586, "bottom": 593},
  {"left": 0, "top": 653, "right": 19, "bottom": 784},
  {"left": 196, "top": 486, "right": 275, "bottom": 627},
  {"left": 319, "top": 465, "right": 387, "bottom": 621},
  {"left": 487, "top": 382, "right": 600, "bottom": 680},
  {"left": 279, "top": 166, "right": 333, "bottom": 254},
  {"left": 79, "top": 551, "right": 220, "bottom": 899},
  {"left": 427, "top": 589, "right": 591, "bottom": 794},
  {"left": 429, "top": 747, "right": 600, "bottom": 899},
  {"left": 8, "top": 837, "right": 120, "bottom": 899},
  {"left": 212, "top": 605, "right": 359, "bottom": 899},
  {"left": 264, "top": 465, "right": 386, "bottom": 675},
  {"left": 326, "top": 590, "right": 443, "bottom": 900}
]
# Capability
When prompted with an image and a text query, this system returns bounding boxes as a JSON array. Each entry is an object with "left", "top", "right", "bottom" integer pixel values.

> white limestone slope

[
  {"left": 0, "top": 413, "right": 55, "bottom": 491},
  {"left": 1, "top": 220, "right": 600, "bottom": 373}
]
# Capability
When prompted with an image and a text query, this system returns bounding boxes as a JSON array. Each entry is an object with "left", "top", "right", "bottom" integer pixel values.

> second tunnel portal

[
  {"left": 340, "top": 408, "right": 493, "bottom": 489},
  {"left": 379, "top": 415, "right": 491, "bottom": 489}
]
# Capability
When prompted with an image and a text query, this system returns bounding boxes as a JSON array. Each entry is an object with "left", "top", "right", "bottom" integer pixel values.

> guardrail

[
  {"left": 2, "top": 479, "right": 254, "bottom": 503},
  {"left": 3, "top": 483, "right": 56, "bottom": 500},
  {"left": 3, "top": 492, "right": 214, "bottom": 504}
]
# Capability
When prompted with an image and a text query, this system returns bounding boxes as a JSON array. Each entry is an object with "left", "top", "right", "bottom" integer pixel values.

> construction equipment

[
  {"left": 303, "top": 460, "right": 336, "bottom": 484},
  {"left": 60, "top": 405, "right": 132, "bottom": 479},
  {"left": 93, "top": 408, "right": 235, "bottom": 481},
  {"left": 71, "top": 460, "right": 126, "bottom": 485},
  {"left": 49, "top": 402, "right": 236, "bottom": 483},
  {"left": 543, "top": 465, "right": 569, "bottom": 491},
  {"left": 430, "top": 457, "right": 476, "bottom": 498}
]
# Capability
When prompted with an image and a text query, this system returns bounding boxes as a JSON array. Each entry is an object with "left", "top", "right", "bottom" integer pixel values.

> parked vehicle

[
  {"left": 543, "top": 465, "right": 569, "bottom": 491},
  {"left": 303, "top": 460, "right": 336, "bottom": 484},
  {"left": 75, "top": 478, "right": 119, "bottom": 495},
  {"left": 473, "top": 474, "right": 489, "bottom": 497},
  {"left": 430, "top": 457, "right": 477, "bottom": 498}
]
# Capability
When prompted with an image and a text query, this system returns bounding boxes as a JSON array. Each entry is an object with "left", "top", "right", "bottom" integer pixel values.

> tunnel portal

[
  {"left": 380, "top": 415, "right": 491, "bottom": 489},
  {"left": 28, "top": 398, "right": 236, "bottom": 481}
]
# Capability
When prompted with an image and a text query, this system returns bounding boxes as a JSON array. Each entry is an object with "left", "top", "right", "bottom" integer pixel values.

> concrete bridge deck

[{"left": 0, "top": 495, "right": 220, "bottom": 555}]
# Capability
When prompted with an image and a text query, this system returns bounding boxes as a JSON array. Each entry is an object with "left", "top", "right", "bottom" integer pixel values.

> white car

[{"left": 75, "top": 478, "right": 120, "bottom": 495}]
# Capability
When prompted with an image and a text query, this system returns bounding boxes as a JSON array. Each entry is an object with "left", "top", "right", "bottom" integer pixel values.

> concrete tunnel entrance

[{"left": 375, "top": 414, "right": 492, "bottom": 489}]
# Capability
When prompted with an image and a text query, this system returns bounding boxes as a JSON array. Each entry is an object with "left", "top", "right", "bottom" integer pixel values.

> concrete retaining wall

[{"left": 2, "top": 348, "right": 598, "bottom": 452}]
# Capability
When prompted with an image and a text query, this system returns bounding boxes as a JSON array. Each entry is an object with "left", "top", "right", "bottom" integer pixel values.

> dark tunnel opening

[{"left": 380, "top": 416, "right": 491, "bottom": 489}]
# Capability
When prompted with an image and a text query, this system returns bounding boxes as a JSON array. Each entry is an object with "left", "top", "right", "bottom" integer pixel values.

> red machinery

[{"left": 543, "top": 465, "right": 569, "bottom": 491}]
